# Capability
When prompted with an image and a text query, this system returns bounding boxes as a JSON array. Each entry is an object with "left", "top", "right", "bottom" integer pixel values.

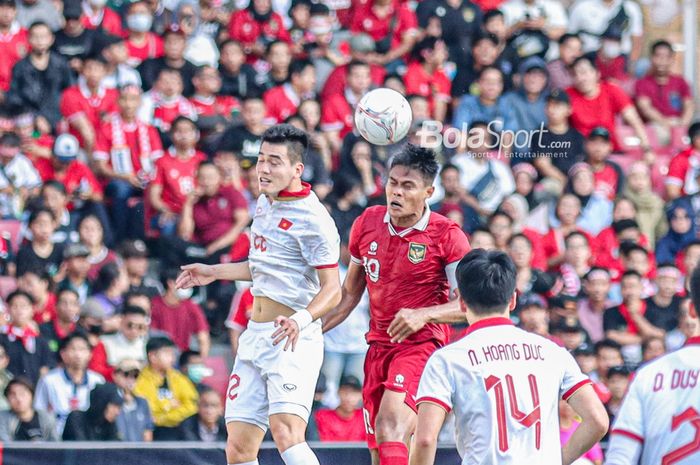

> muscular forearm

[
  {"left": 212, "top": 261, "right": 252, "bottom": 281},
  {"left": 421, "top": 299, "right": 467, "bottom": 324},
  {"left": 562, "top": 424, "right": 603, "bottom": 465},
  {"left": 307, "top": 280, "right": 342, "bottom": 321},
  {"left": 321, "top": 290, "right": 362, "bottom": 332}
]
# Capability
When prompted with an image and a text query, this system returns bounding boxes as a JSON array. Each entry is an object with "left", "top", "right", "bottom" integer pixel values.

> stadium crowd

[{"left": 0, "top": 0, "right": 695, "bottom": 456}]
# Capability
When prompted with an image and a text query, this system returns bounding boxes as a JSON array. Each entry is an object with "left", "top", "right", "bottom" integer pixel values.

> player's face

[
  {"left": 385, "top": 166, "right": 434, "bottom": 223},
  {"left": 256, "top": 141, "right": 303, "bottom": 196}
]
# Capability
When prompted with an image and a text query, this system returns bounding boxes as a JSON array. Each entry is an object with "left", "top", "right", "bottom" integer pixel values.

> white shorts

[{"left": 224, "top": 320, "right": 324, "bottom": 431}]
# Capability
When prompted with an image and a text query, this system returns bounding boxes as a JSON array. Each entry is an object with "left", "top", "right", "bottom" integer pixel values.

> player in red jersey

[{"left": 324, "top": 145, "right": 471, "bottom": 465}]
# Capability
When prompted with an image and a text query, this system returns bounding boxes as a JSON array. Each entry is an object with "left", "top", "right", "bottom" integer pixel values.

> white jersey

[
  {"left": 248, "top": 183, "right": 340, "bottom": 320},
  {"left": 605, "top": 336, "right": 700, "bottom": 465},
  {"left": 417, "top": 317, "right": 590, "bottom": 465}
]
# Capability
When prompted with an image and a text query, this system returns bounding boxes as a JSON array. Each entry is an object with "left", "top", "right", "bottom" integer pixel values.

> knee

[
  {"left": 374, "top": 411, "right": 408, "bottom": 443},
  {"left": 270, "top": 419, "right": 305, "bottom": 451},
  {"left": 226, "top": 435, "right": 257, "bottom": 463}
]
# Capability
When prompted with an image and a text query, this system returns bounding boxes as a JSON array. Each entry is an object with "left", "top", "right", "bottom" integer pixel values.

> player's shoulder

[
  {"left": 427, "top": 211, "right": 467, "bottom": 236},
  {"left": 633, "top": 346, "right": 692, "bottom": 380},
  {"left": 360, "top": 205, "right": 388, "bottom": 221}
]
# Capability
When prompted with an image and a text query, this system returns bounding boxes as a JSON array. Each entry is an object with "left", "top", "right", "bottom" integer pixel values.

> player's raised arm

[
  {"left": 562, "top": 384, "right": 609, "bottom": 465},
  {"left": 322, "top": 260, "right": 367, "bottom": 333},
  {"left": 176, "top": 261, "right": 252, "bottom": 289}
]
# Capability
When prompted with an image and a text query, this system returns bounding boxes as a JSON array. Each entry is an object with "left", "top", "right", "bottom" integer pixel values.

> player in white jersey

[
  {"left": 604, "top": 265, "right": 700, "bottom": 465},
  {"left": 411, "top": 249, "right": 609, "bottom": 465},
  {"left": 175, "top": 124, "right": 341, "bottom": 465}
]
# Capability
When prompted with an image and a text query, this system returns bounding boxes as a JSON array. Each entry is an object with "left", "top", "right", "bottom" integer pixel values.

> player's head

[
  {"left": 257, "top": 124, "right": 309, "bottom": 196},
  {"left": 386, "top": 144, "right": 437, "bottom": 223},
  {"left": 455, "top": 249, "right": 517, "bottom": 321},
  {"left": 686, "top": 264, "right": 700, "bottom": 335}
]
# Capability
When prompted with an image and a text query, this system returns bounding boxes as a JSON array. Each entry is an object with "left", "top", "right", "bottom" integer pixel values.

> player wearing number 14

[{"left": 411, "top": 250, "right": 609, "bottom": 465}]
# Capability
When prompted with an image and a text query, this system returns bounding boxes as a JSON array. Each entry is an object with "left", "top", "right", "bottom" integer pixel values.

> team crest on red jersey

[
  {"left": 278, "top": 218, "right": 293, "bottom": 230},
  {"left": 408, "top": 242, "right": 426, "bottom": 264}
]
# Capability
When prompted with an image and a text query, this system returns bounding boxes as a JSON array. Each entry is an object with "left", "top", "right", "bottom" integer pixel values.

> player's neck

[
  {"left": 272, "top": 179, "right": 304, "bottom": 200},
  {"left": 467, "top": 311, "right": 510, "bottom": 326},
  {"left": 391, "top": 207, "right": 426, "bottom": 229}
]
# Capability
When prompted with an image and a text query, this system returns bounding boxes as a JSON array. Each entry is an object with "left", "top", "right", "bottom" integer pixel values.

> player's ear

[{"left": 507, "top": 292, "right": 517, "bottom": 314}]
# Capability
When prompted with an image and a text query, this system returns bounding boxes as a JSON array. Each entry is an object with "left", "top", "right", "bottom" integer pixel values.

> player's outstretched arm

[
  {"left": 322, "top": 261, "right": 366, "bottom": 333},
  {"left": 388, "top": 300, "right": 466, "bottom": 343},
  {"left": 176, "top": 262, "right": 252, "bottom": 289},
  {"left": 562, "top": 384, "right": 609, "bottom": 465},
  {"left": 410, "top": 403, "right": 447, "bottom": 465}
]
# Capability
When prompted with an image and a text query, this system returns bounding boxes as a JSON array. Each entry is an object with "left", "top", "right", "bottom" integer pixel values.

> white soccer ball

[{"left": 354, "top": 88, "right": 413, "bottom": 146}]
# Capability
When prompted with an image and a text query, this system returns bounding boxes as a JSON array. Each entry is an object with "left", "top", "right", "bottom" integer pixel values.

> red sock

[{"left": 378, "top": 441, "right": 408, "bottom": 465}]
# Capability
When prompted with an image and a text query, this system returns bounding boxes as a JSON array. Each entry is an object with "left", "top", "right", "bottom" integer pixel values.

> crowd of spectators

[{"left": 0, "top": 0, "right": 695, "bottom": 452}]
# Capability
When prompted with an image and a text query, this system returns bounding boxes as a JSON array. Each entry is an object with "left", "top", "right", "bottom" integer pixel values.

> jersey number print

[{"left": 662, "top": 407, "right": 700, "bottom": 465}]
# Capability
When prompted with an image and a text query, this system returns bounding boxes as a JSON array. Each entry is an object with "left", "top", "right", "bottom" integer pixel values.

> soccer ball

[{"left": 354, "top": 88, "right": 413, "bottom": 146}]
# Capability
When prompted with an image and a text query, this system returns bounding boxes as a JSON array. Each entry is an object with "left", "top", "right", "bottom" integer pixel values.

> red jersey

[
  {"left": 666, "top": 147, "right": 700, "bottom": 195},
  {"left": 321, "top": 63, "right": 386, "bottom": 101},
  {"left": 593, "top": 227, "right": 653, "bottom": 282},
  {"left": 225, "top": 288, "right": 254, "bottom": 332},
  {"left": 0, "top": 23, "right": 28, "bottom": 91},
  {"left": 189, "top": 94, "right": 240, "bottom": 119},
  {"left": 33, "top": 293, "right": 56, "bottom": 325},
  {"left": 150, "top": 296, "right": 209, "bottom": 352},
  {"left": 591, "top": 161, "right": 621, "bottom": 200},
  {"left": 93, "top": 115, "right": 163, "bottom": 177},
  {"left": 263, "top": 84, "right": 302, "bottom": 124},
  {"left": 143, "top": 92, "right": 198, "bottom": 132},
  {"left": 566, "top": 82, "right": 632, "bottom": 151},
  {"left": 350, "top": 0, "right": 418, "bottom": 50},
  {"left": 59, "top": 83, "right": 119, "bottom": 147},
  {"left": 34, "top": 158, "right": 103, "bottom": 197},
  {"left": 634, "top": 74, "right": 691, "bottom": 118},
  {"left": 228, "top": 9, "right": 291, "bottom": 50},
  {"left": 314, "top": 409, "right": 367, "bottom": 442},
  {"left": 542, "top": 227, "right": 593, "bottom": 271},
  {"left": 81, "top": 6, "right": 123, "bottom": 36},
  {"left": 320, "top": 92, "right": 354, "bottom": 138},
  {"left": 192, "top": 185, "right": 248, "bottom": 244},
  {"left": 404, "top": 61, "right": 451, "bottom": 116},
  {"left": 151, "top": 148, "right": 206, "bottom": 214},
  {"left": 348, "top": 206, "right": 471, "bottom": 345},
  {"left": 125, "top": 33, "right": 164, "bottom": 67}
]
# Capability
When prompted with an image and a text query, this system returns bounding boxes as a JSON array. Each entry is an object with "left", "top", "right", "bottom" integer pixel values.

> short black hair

[
  {"left": 59, "top": 332, "right": 91, "bottom": 353},
  {"left": 347, "top": 59, "right": 370, "bottom": 74},
  {"left": 194, "top": 64, "right": 216, "bottom": 78},
  {"left": 0, "top": 132, "right": 20, "bottom": 147},
  {"left": 620, "top": 269, "right": 642, "bottom": 281},
  {"left": 456, "top": 249, "right": 516, "bottom": 315},
  {"left": 6, "top": 289, "right": 34, "bottom": 306},
  {"left": 220, "top": 39, "right": 243, "bottom": 53},
  {"left": 390, "top": 144, "right": 439, "bottom": 184},
  {"left": 57, "top": 287, "right": 80, "bottom": 300},
  {"left": 685, "top": 239, "right": 700, "bottom": 253},
  {"left": 265, "top": 39, "right": 289, "bottom": 55},
  {"left": 170, "top": 116, "right": 198, "bottom": 133},
  {"left": 651, "top": 39, "right": 673, "bottom": 54},
  {"left": 570, "top": 55, "right": 596, "bottom": 71},
  {"left": 93, "top": 261, "right": 122, "bottom": 295},
  {"left": 28, "top": 21, "right": 51, "bottom": 34},
  {"left": 146, "top": 336, "right": 176, "bottom": 354},
  {"left": 289, "top": 59, "right": 313, "bottom": 80},
  {"left": 260, "top": 123, "right": 309, "bottom": 164},
  {"left": 558, "top": 32, "right": 581, "bottom": 45},
  {"left": 488, "top": 210, "right": 513, "bottom": 226},
  {"left": 507, "top": 233, "right": 532, "bottom": 248},
  {"left": 473, "top": 31, "right": 499, "bottom": 47},
  {"left": 483, "top": 9, "right": 504, "bottom": 23},
  {"left": 478, "top": 65, "right": 504, "bottom": 81},
  {"left": 620, "top": 241, "right": 647, "bottom": 258},
  {"left": 28, "top": 207, "right": 55, "bottom": 225},
  {"left": 565, "top": 231, "right": 589, "bottom": 246},
  {"left": 42, "top": 180, "right": 67, "bottom": 196},
  {"left": 122, "top": 305, "right": 148, "bottom": 318},
  {"left": 440, "top": 163, "right": 460, "bottom": 175},
  {"left": 612, "top": 219, "right": 639, "bottom": 234},
  {"left": 594, "top": 338, "right": 622, "bottom": 355},
  {"left": 412, "top": 37, "right": 440, "bottom": 63},
  {"left": 160, "top": 267, "right": 180, "bottom": 289},
  {"left": 4, "top": 377, "right": 35, "bottom": 399},
  {"left": 179, "top": 349, "right": 200, "bottom": 367}
]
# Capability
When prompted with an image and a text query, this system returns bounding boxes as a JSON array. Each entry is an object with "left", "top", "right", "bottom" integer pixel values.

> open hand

[
  {"left": 177, "top": 263, "right": 216, "bottom": 288},
  {"left": 271, "top": 315, "right": 300, "bottom": 351}
]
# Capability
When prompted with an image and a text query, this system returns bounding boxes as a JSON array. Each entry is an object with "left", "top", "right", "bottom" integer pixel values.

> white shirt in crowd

[{"left": 568, "top": 0, "right": 643, "bottom": 55}]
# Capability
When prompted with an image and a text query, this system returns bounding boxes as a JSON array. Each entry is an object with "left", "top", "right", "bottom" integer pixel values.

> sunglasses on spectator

[{"left": 126, "top": 322, "right": 148, "bottom": 330}]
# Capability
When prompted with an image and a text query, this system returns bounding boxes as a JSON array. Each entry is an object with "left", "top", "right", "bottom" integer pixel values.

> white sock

[
  {"left": 229, "top": 461, "right": 258, "bottom": 465},
  {"left": 280, "top": 442, "right": 320, "bottom": 465}
]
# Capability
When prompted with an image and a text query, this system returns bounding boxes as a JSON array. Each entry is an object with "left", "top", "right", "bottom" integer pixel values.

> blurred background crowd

[{"left": 0, "top": 0, "right": 696, "bottom": 456}]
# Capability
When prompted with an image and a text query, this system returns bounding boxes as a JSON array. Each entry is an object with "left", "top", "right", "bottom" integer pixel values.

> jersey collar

[
  {"left": 384, "top": 205, "right": 431, "bottom": 237},
  {"left": 464, "top": 316, "right": 514, "bottom": 336},
  {"left": 276, "top": 181, "right": 311, "bottom": 200},
  {"left": 685, "top": 336, "right": 700, "bottom": 347}
]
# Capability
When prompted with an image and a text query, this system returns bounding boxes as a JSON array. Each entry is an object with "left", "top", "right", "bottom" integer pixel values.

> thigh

[
  {"left": 225, "top": 421, "right": 266, "bottom": 462},
  {"left": 225, "top": 332, "right": 269, "bottom": 431},
  {"left": 384, "top": 340, "right": 440, "bottom": 413},
  {"left": 362, "top": 344, "right": 391, "bottom": 449}
]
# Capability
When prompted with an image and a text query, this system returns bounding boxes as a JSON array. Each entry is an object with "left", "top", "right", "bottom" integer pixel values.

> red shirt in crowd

[
  {"left": 228, "top": 9, "right": 291, "bottom": 53},
  {"left": 0, "top": 22, "right": 28, "bottom": 91},
  {"left": 666, "top": 147, "right": 700, "bottom": 195},
  {"left": 350, "top": 0, "right": 418, "bottom": 50},
  {"left": 320, "top": 92, "right": 355, "bottom": 139},
  {"left": 93, "top": 115, "right": 163, "bottom": 177},
  {"left": 314, "top": 408, "right": 367, "bottom": 442},
  {"left": 81, "top": 6, "right": 123, "bottom": 37},
  {"left": 59, "top": 83, "right": 119, "bottom": 147},
  {"left": 226, "top": 287, "right": 253, "bottom": 333},
  {"left": 404, "top": 61, "right": 451, "bottom": 116},
  {"left": 321, "top": 63, "right": 386, "bottom": 101},
  {"left": 150, "top": 295, "right": 210, "bottom": 352},
  {"left": 591, "top": 162, "right": 621, "bottom": 201},
  {"left": 635, "top": 74, "right": 692, "bottom": 118},
  {"left": 192, "top": 186, "right": 248, "bottom": 245},
  {"left": 592, "top": 227, "right": 653, "bottom": 282},
  {"left": 151, "top": 148, "right": 206, "bottom": 214},
  {"left": 189, "top": 94, "right": 240, "bottom": 119},
  {"left": 34, "top": 158, "right": 104, "bottom": 198},
  {"left": 125, "top": 33, "right": 164, "bottom": 67},
  {"left": 542, "top": 227, "right": 593, "bottom": 270},
  {"left": 33, "top": 293, "right": 56, "bottom": 325},
  {"left": 263, "top": 84, "right": 303, "bottom": 124},
  {"left": 566, "top": 82, "right": 632, "bottom": 151}
]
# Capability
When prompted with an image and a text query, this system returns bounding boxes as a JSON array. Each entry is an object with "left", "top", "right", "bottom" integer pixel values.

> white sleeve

[
  {"left": 416, "top": 352, "right": 453, "bottom": 412},
  {"left": 609, "top": 372, "right": 645, "bottom": 443},
  {"left": 558, "top": 347, "right": 591, "bottom": 400},
  {"left": 137, "top": 94, "right": 154, "bottom": 124},
  {"left": 625, "top": 1, "right": 643, "bottom": 36},
  {"left": 445, "top": 261, "right": 459, "bottom": 298},
  {"left": 545, "top": 1, "right": 568, "bottom": 28},
  {"left": 300, "top": 212, "right": 341, "bottom": 268},
  {"left": 604, "top": 432, "right": 643, "bottom": 465},
  {"left": 33, "top": 376, "right": 49, "bottom": 411}
]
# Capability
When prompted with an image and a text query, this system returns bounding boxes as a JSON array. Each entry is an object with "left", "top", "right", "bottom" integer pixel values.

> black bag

[{"left": 375, "top": 13, "right": 399, "bottom": 54}]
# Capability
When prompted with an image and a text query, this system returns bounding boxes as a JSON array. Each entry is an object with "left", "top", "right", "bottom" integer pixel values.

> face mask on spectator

[
  {"left": 188, "top": 364, "right": 212, "bottom": 383},
  {"left": 89, "top": 0, "right": 108, "bottom": 8},
  {"left": 601, "top": 40, "right": 621, "bottom": 59},
  {"left": 176, "top": 287, "right": 193, "bottom": 300},
  {"left": 127, "top": 14, "right": 153, "bottom": 32}
]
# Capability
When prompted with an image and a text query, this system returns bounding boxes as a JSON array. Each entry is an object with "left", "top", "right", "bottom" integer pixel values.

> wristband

[{"left": 290, "top": 310, "right": 314, "bottom": 330}]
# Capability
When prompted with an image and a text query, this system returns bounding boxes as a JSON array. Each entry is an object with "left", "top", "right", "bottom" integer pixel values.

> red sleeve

[
  {"left": 148, "top": 126, "right": 164, "bottom": 156},
  {"left": 397, "top": 7, "right": 418, "bottom": 37},
  {"left": 349, "top": 8, "right": 365, "bottom": 33},
  {"left": 152, "top": 158, "right": 166, "bottom": 186},
  {"left": 667, "top": 152, "right": 689, "bottom": 185},
  {"left": 88, "top": 341, "right": 114, "bottom": 382},
  {"left": 190, "top": 301, "right": 210, "bottom": 333},
  {"left": 633, "top": 77, "right": 653, "bottom": 100},
  {"left": 81, "top": 164, "right": 104, "bottom": 194},
  {"left": 608, "top": 83, "right": 633, "bottom": 113},
  {"left": 524, "top": 229, "right": 547, "bottom": 271},
  {"left": 229, "top": 188, "right": 248, "bottom": 210},
  {"left": 153, "top": 34, "right": 164, "bottom": 57},
  {"left": 103, "top": 9, "right": 124, "bottom": 37},
  {"left": 314, "top": 410, "right": 331, "bottom": 441},
  {"left": 59, "top": 88, "right": 84, "bottom": 121},
  {"left": 320, "top": 95, "right": 344, "bottom": 132},
  {"left": 263, "top": 89, "right": 279, "bottom": 123},
  {"left": 273, "top": 13, "right": 291, "bottom": 42},
  {"left": 320, "top": 67, "right": 344, "bottom": 100},
  {"left": 93, "top": 122, "right": 111, "bottom": 161},
  {"left": 231, "top": 289, "right": 252, "bottom": 330},
  {"left": 348, "top": 211, "right": 366, "bottom": 261},
  {"left": 434, "top": 72, "right": 451, "bottom": 101},
  {"left": 403, "top": 64, "right": 422, "bottom": 96},
  {"left": 440, "top": 221, "right": 471, "bottom": 264},
  {"left": 679, "top": 78, "right": 692, "bottom": 99}
]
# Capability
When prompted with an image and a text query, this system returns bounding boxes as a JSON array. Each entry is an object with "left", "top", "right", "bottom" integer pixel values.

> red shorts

[{"left": 362, "top": 339, "right": 440, "bottom": 449}]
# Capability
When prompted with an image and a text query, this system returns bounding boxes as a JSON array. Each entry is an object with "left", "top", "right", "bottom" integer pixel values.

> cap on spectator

[
  {"left": 63, "top": 0, "right": 82, "bottom": 19},
  {"left": 339, "top": 375, "right": 362, "bottom": 391},
  {"left": 518, "top": 292, "right": 546, "bottom": 310},
  {"left": 64, "top": 242, "right": 90, "bottom": 260},
  {"left": 552, "top": 318, "right": 584, "bottom": 334},
  {"left": 349, "top": 34, "right": 375, "bottom": 53},
  {"left": 548, "top": 294, "right": 578, "bottom": 310},
  {"left": 119, "top": 239, "right": 149, "bottom": 259},
  {"left": 512, "top": 163, "right": 537, "bottom": 180},
  {"left": 115, "top": 358, "right": 142, "bottom": 373},
  {"left": 546, "top": 89, "right": 570, "bottom": 105},
  {"left": 572, "top": 343, "right": 594, "bottom": 357},
  {"left": 518, "top": 56, "right": 547, "bottom": 75},
  {"left": 81, "top": 297, "right": 106, "bottom": 320},
  {"left": 146, "top": 336, "right": 176, "bottom": 354},
  {"left": 607, "top": 365, "right": 631, "bottom": 378},
  {"left": 588, "top": 126, "right": 611, "bottom": 141},
  {"left": 53, "top": 134, "right": 80, "bottom": 161}
]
